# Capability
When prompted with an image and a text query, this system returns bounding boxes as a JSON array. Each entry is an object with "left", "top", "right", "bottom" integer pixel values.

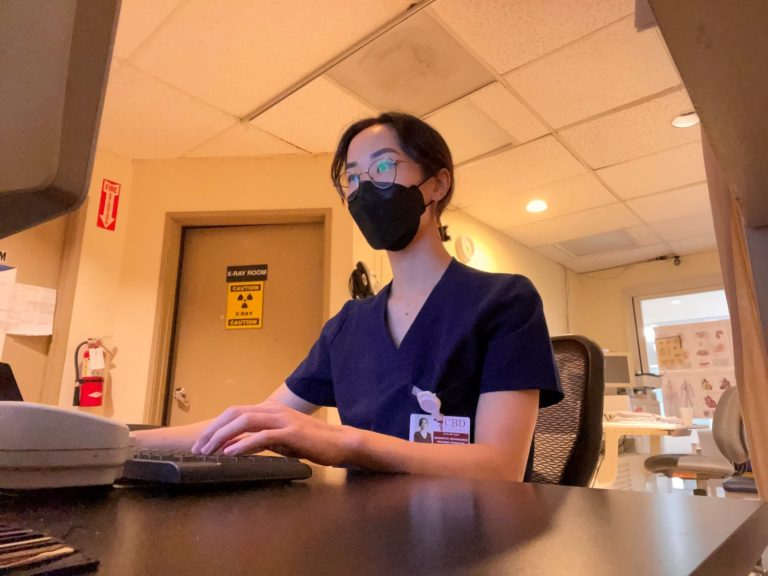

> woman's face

[
  {"left": 345, "top": 124, "right": 441, "bottom": 246},
  {"left": 344, "top": 123, "right": 426, "bottom": 200}
]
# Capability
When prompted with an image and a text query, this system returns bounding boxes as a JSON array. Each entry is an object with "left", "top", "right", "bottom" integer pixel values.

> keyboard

[{"left": 119, "top": 451, "right": 312, "bottom": 485}]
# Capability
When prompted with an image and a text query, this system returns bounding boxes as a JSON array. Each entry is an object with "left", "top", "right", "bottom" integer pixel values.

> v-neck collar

[{"left": 379, "top": 258, "right": 457, "bottom": 352}]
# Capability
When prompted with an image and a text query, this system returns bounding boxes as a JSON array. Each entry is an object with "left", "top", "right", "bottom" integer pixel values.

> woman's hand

[{"left": 190, "top": 401, "right": 359, "bottom": 467}]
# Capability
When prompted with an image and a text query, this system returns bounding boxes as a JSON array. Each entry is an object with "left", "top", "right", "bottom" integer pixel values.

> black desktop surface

[{"left": 2, "top": 467, "right": 768, "bottom": 575}]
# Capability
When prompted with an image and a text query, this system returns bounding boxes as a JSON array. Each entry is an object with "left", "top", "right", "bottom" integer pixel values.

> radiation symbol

[{"left": 237, "top": 293, "right": 254, "bottom": 309}]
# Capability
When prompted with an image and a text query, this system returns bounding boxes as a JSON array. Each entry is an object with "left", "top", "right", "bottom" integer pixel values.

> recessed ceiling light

[
  {"left": 670, "top": 299, "right": 682, "bottom": 305},
  {"left": 672, "top": 112, "right": 700, "bottom": 128},
  {"left": 526, "top": 199, "right": 548, "bottom": 213}
]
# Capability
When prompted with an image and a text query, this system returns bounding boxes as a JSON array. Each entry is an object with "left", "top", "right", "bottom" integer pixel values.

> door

[{"left": 166, "top": 223, "right": 324, "bottom": 426}]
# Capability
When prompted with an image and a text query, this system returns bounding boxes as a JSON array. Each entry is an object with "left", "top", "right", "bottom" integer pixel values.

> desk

[
  {"left": 2, "top": 467, "right": 767, "bottom": 575},
  {"left": 596, "top": 421, "right": 702, "bottom": 489}
]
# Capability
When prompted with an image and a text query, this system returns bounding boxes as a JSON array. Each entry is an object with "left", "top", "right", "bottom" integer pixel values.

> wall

[
  {"left": 0, "top": 215, "right": 69, "bottom": 401},
  {"left": 56, "top": 149, "right": 135, "bottom": 412},
  {"left": 568, "top": 250, "right": 723, "bottom": 372},
  {"left": 351, "top": 207, "right": 569, "bottom": 335},
  {"left": 59, "top": 155, "right": 354, "bottom": 423}
]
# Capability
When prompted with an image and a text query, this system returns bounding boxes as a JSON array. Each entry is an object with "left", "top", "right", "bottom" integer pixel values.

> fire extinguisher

[{"left": 73, "top": 339, "right": 107, "bottom": 407}]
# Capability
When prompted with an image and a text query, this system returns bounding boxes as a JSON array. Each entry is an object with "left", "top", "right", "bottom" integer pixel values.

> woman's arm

[
  {"left": 130, "top": 383, "right": 320, "bottom": 452},
  {"left": 191, "top": 389, "right": 540, "bottom": 482}
]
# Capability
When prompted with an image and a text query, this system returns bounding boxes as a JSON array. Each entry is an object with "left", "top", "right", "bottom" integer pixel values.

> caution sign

[{"left": 226, "top": 265, "right": 267, "bottom": 329}]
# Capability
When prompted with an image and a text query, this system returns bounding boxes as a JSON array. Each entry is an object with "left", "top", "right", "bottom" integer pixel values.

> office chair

[
  {"left": 0, "top": 362, "right": 24, "bottom": 401},
  {"left": 531, "top": 335, "right": 605, "bottom": 486},
  {"left": 644, "top": 386, "right": 755, "bottom": 496}
]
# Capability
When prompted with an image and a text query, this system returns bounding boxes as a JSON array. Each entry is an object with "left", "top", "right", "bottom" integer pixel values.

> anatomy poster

[{"left": 655, "top": 320, "right": 735, "bottom": 418}]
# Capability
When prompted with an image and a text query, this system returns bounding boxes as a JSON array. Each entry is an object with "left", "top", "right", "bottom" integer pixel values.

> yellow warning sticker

[{"left": 226, "top": 282, "right": 264, "bottom": 329}]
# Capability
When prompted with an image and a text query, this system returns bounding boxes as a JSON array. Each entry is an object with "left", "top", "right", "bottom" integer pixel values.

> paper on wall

[{"left": 0, "top": 268, "right": 57, "bottom": 349}]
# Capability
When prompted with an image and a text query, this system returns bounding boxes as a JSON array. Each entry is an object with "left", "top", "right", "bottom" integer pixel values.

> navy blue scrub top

[{"left": 286, "top": 259, "right": 563, "bottom": 444}]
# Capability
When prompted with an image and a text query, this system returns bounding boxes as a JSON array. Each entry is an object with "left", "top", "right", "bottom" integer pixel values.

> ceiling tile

[
  {"left": 432, "top": 0, "right": 634, "bottom": 73},
  {"left": 112, "top": 0, "right": 183, "bottom": 60},
  {"left": 183, "top": 123, "right": 305, "bottom": 158},
  {"left": 534, "top": 244, "right": 575, "bottom": 266},
  {"left": 649, "top": 212, "right": 715, "bottom": 242},
  {"left": 129, "top": 0, "right": 414, "bottom": 116},
  {"left": 327, "top": 11, "right": 494, "bottom": 117},
  {"left": 249, "top": 76, "right": 378, "bottom": 154},
  {"left": 468, "top": 83, "right": 548, "bottom": 144},
  {"left": 98, "top": 65, "right": 234, "bottom": 159},
  {"left": 597, "top": 141, "right": 706, "bottom": 199},
  {"left": 505, "top": 17, "right": 680, "bottom": 127},
  {"left": 425, "top": 100, "right": 513, "bottom": 164},
  {"left": 625, "top": 223, "right": 663, "bottom": 246},
  {"left": 668, "top": 235, "right": 718, "bottom": 256},
  {"left": 462, "top": 173, "right": 616, "bottom": 229},
  {"left": 626, "top": 182, "right": 710, "bottom": 223},
  {"left": 454, "top": 136, "right": 586, "bottom": 208},
  {"left": 565, "top": 243, "right": 670, "bottom": 273},
  {"left": 559, "top": 89, "right": 700, "bottom": 168},
  {"left": 504, "top": 203, "right": 642, "bottom": 247}
]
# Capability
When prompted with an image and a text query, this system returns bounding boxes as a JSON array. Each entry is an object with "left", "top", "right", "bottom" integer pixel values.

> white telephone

[{"left": 0, "top": 401, "right": 133, "bottom": 489}]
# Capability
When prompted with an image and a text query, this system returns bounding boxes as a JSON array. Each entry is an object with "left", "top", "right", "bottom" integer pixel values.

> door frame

[{"left": 143, "top": 208, "right": 332, "bottom": 425}]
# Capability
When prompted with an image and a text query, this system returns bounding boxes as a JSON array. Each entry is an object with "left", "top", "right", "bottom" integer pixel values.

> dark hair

[
  {"left": 419, "top": 417, "right": 428, "bottom": 427},
  {"left": 331, "top": 112, "right": 455, "bottom": 220}
]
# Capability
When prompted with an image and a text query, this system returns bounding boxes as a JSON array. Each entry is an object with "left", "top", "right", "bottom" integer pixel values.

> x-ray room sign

[{"left": 225, "top": 264, "right": 267, "bottom": 330}]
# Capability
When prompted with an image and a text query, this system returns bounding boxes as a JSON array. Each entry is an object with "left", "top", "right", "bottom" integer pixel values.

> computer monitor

[
  {"left": 0, "top": 0, "right": 120, "bottom": 238},
  {"left": 604, "top": 352, "right": 632, "bottom": 390}
]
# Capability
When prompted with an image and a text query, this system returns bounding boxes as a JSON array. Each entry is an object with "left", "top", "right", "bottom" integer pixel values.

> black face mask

[{"left": 348, "top": 179, "right": 433, "bottom": 251}]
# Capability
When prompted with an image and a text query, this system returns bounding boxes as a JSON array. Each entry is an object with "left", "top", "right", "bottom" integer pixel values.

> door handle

[{"left": 173, "top": 387, "right": 191, "bottom": 409}]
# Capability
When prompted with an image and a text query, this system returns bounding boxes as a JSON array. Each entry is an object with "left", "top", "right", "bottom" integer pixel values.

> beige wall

[
  {"left": 56, "top": 149, "right": 135, "bottom": 412},
  {"left": 568, "top": 250, "right": 723, "bottom": 373},
  {"left": 0, "top": 215, "right": 69, "bottom": 401},
  {"left": 61, "top": 155, "right": 355, "bottom": 423}
]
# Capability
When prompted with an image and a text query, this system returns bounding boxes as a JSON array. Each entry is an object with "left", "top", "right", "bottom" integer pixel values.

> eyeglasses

[{"left": 340, "top": 158, "right": 413, "bottom": 196}]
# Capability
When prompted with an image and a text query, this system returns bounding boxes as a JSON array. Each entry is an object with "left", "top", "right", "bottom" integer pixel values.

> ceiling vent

[
  {"left": 327, "top": 11, "right": 493, "bottom": 117},
  {"left": 555, "top": 229, "right": 639, "bottom": 258}
]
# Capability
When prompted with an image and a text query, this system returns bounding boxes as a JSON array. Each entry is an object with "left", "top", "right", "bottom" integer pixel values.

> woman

[{"left": 133, "top": 112, "right": 562, "bottom": 482}]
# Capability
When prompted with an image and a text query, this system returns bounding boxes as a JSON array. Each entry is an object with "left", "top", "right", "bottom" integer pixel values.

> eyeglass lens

[{"left": 342, "top": 158, "right": 398, "bottom": 193}]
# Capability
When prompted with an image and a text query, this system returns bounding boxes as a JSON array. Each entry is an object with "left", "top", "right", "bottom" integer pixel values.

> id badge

[{"left": 409, "top": 414, "right": 470, "bottom": 444}]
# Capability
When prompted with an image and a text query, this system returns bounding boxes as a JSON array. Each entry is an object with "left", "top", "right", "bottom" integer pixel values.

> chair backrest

[
  {"left": 531, "top": 335, "right": 605, "bottom": 486},
  {"left": 713, "top": 386, "right": 749, "bottom": 466},
  {"left": 0, "top": 362, "right": 24, "bottom": 401}
]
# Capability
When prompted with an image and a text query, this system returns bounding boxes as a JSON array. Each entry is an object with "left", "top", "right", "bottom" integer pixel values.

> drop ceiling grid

[
  {"left": 111, "top": 0, "right": 184, "bottom": 61},
  {"left": 452, "top": 136, "right": 587, "bottom": 208},
  {"left": 503, "top": 202, "right": 643, "bottom": 247},
  {"left": 503, "top": 15, "right": 681, "bottom": 128},
  {"left": 98, "top": 64, "right": 235, "bottom": 159},
  {"left": 249, "top": 76, "right": 379, "bottom": 153},
  {"left": 460, "top": 173, "right": 618, "bottom": 230},
  {"left": 558, "top": 89, "right": 700, "bottom": 168},
  {"left": 625, "top": 182, "right": 711, "bottom": 223},
  {"left": 596, "top": 141, "right": 706, "bottom": 199},
  {"left": 125, "top": 0, "right": 415, "bottom": 117},
  {"left": 668, "top": 234, "right": 718, "bottom": 256},
  {"left": 182, "top": 122, "right": 306, "bottom": 159},
  {"left": 424, "top": 99, "right": 515, "bottom": 164},
  {"left": 649, "top": 212, "right": 715, "bottom": 242},
  {"left": 430, "top": 0, "right": 635, "bottom": 73},
  {"left": 563, "top": 242, "right": 673, "bottom": 273}
]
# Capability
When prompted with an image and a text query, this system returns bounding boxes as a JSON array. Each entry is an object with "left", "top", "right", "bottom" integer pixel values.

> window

[{"left": 634, "top": 289, "right": 730, "bottom": 374}]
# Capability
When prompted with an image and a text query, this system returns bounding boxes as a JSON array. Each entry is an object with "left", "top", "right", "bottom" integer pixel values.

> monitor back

[{"left": 0, "top": 0, "right": 120, "bottom": 238}]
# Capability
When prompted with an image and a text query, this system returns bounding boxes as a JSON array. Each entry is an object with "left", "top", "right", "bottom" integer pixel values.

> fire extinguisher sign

[{"left": 225, "top": 264, "right": 267, "bottom": 329}]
